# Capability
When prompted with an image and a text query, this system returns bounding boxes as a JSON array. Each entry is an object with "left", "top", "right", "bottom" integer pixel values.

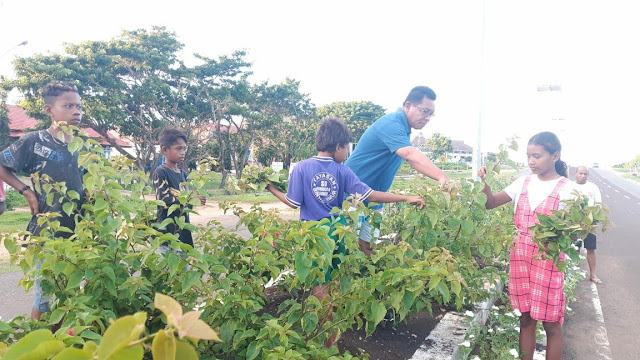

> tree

[
  {"left": 316, "top": 101, "right": 386, "bottom": 142},
  {"left": 1, "top": 27, "right": 250, "bottom": 174},
  {"left": 0, "top": 88, "right": 11, "bottom": 150},
  {"left": 425, "top": 133, "right": 453, "bottom": 161},
  {"left": 256, "top": 78, "right": 316, "bottom": 170}
]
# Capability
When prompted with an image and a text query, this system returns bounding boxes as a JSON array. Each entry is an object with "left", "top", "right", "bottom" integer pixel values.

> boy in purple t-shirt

[{"left": 267, "top": 117, "right": 423, "bottom": 347}]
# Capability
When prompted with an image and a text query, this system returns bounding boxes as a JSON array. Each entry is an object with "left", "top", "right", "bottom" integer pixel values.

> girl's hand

[
  {"left": 477, "top": 166, "right": 488, "bottom": 181},
  {"left": 406, "top": 195, "right": 425, "bottom": 209}
]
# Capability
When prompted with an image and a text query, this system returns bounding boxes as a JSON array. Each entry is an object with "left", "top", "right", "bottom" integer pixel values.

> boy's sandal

[{"left": 590, "top": 277, "right": 603, "bottom": 284}]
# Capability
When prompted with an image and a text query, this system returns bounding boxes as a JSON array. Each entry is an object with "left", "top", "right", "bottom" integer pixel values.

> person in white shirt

[{"left": 574, "top": 166, "right": 603, "bottom": 284}]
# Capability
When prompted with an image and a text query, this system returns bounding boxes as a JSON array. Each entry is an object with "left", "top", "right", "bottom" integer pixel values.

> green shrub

[{"left": 4, "top": 189, "right": 28, "bottom": 211}]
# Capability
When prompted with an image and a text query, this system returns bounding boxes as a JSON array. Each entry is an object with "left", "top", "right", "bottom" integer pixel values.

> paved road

[{"left": 563, "top": 168, "right": 640, "bottom": 360}]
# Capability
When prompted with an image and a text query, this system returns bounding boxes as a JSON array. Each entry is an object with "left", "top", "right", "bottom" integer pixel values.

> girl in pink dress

[{"left": 478, "top": 132, "right": 574, "bottom": 360}]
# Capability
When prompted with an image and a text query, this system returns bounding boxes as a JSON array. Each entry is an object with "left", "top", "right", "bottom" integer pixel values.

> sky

[{"left": 1, "top": 0, "right": 639, "bottom": 167}]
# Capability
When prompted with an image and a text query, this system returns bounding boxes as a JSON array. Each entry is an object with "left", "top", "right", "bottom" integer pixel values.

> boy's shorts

[
  {"left": 313, "top": 217, "right": 348, "bottom": 284},
  {"left": 582, "top": 233, "right": 597, "bottom": 250},
  {"left": 33, "top": 261, "right": 51, "bottom": 313}
]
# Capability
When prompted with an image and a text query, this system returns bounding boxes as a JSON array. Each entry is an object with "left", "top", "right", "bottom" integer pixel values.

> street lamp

[{"left": 0, "top": 40, "right": 28, "bottom": 59}]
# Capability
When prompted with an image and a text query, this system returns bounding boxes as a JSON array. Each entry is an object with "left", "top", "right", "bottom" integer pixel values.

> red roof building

[{"left": 7, "top": 105, "right": 132, "bottom": 148}]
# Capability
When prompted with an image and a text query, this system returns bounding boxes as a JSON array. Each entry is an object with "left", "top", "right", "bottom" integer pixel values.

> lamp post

[
  {"left": 472, "top": 0, "right": 487, "bottom": 181},
  {"left": 0, "top": 40, "right": 28, "bottom": 59},
  {"left": 537, "top": 84, "right": 564, "bottom": 133}
]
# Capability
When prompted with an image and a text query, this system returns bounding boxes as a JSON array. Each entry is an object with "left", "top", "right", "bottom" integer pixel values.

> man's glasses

[{"left": 413, "top": 104, "right": 435, "bottom": 117}]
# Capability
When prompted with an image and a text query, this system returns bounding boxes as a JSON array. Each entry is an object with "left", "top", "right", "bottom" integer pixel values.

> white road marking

[{"left": 590, "top": 282, "right": 613, "bottom": 360}]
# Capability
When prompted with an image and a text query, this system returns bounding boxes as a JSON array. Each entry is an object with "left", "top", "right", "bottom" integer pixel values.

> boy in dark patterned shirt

[{"left": 0, "top": 81, "right": 85, "bottom": 320}]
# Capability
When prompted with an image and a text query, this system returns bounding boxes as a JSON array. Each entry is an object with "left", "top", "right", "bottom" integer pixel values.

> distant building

[
  {"left": 6, "top": 105, "right": 132, "bottom": 158},
  {"left": 412, "top": 134, "right": 473, "bottom": 162},
  {"left": 450, "top": 140, "right": 473, "bottom": 163}
]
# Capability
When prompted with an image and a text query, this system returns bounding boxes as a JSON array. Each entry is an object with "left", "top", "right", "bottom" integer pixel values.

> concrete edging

[{"left": 410, "top": 281, "right": 504, "bottom": 360}]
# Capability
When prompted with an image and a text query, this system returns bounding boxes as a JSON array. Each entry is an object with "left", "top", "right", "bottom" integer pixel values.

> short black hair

[
  {"left": 404, "top": 86, "right": 437, "bottom": 104},
  {"left": 316, "top": 118, "right": 352, "bottom": 152},
  {"left": 159, "top": 128, "right": 188, "bottom": 148},
  {"left": 42, "top": 81, "right": 79, "bottom": 105}
]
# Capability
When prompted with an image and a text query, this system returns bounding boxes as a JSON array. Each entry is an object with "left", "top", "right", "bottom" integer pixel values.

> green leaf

[
  {"left": 246, "top": 341, "right": 262, "bottom": 360},
  {"left": 402, "top": 290, "right": 416, "bottom": 310},
  {"left": 3, "top": 329, "right": 54, "bottom": 359},
  {"left": 97, "top": 313, "right": 146, "bottom": 360},
  {"left": 68, "top": 137, "right": 84, "bottom": 154},
  {"left": 339, "top": 276, "right": 352, "bottom": 294},
  {"left": 460, "top": 220, "right": 474, "bottom": 235},
  {"left": 302, "top": 313, "right": 319, "bottom": 334},
  {"left": 102, "top": 267, "right": 116, "bottom": 283},
  {"left": 80, "top": 330, "right": 102, "bottom": 341},
  {"left": 62, "top": 202, "right": 74, "bottom": 216},
  {"left": 17, "top": 340, "right": 65, "bottom": 360},
  {"left": 48, "top": 309, "right": 66, "bottom": 325},
  {"left": 52, "top": 348, "right": 92, "bottom": 360},
  {"left": 436, "top": 282, "right": 451, "bottom": 303},
  {"left": 181, "top": 272, "right": 202, "bottom": 293},
  {"left": 67, "top": 190, "right": 80, "bottom": 201},
  {"left": 293, "top": 251, "right": 311, "bottom": 282},
  {"left": 107, "top": 344, "right": 143, "bottom": 360},
  {"left": 451, "top": 280, "right": 462, "bottom": 296},
  {"left": 175, "top": 341, "right": 198, "bottom": 360},
  {"left": 66, "top": 270, "right": 83, "bottom": 290},
  {"left": 370, "top": 301, "right": 386, "bottom": 327},
  {"left": 152, "top": 330, "right": 176, "bottom": 360},
  {"left": 428, "top": 276, "right": 441, "bottom": 291}
]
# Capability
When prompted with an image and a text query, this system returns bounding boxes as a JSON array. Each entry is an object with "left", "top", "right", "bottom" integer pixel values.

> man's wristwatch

[{"left": 18, "top": 185, "right": 31, "bottom": 195}]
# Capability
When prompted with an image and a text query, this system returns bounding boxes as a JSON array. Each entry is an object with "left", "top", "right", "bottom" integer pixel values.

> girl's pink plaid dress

[{"left": 510, "top": 176, "right": 568, "bottom": 324}]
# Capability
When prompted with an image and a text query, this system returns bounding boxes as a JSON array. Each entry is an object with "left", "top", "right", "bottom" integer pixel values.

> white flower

[
  {"left": 469, "top": 334, "right": 475, "bottom": 339},
  {"left": 492, "top": 306, "right": 499, "bottom": 310},
  {"left": 460, "top": 341, "right": 471, "bottom": 347},
  {"left": 509, "top": 348, "right": 520, "bottom": 358},
  {"left": 505, "top": 312, "right": 515, "bottom": 317},
  {"left": 566, "top": 306, "right": 572, "bottom": 312},
  {"left": 465, "top": 310, "right": 475, "bottom": 317},
  {"left": 572, "top": 266, "right": 580, "bottom": 271},
  {"left": 539, "top": 329, "right": 546, "bottom": 335},
  {"left": 471, "top": 357, "right": 481, "bottom": 360},
  {"left": 513, "top": 309, "right": 522, "bottom": 316},
  {"left": 497, "top": 327, "right": 504, "bottom": 332},
  {"left": 488, "top": 328, "right": 494, "bottom": 333},
  {"left": 515, "top": 326, "right": 520, "bottom": 332}
]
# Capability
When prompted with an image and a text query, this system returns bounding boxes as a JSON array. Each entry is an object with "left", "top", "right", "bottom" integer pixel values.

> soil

[
  {"left": 262, "top": 288, "right": 444, "bottom": 360},
  {"left": 338, "top": 308, "right": 443, "bottom": 360}
]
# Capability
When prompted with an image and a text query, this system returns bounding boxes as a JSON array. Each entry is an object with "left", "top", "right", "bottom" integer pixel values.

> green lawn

[
  {"left": 612, "top": 168, "right": 640, "bottom": 183},
  {"left": 0, "top": 211, "right": 30, "bottom": 274},
  {"left": 0, "top": 211, "right": 32, "bottom": 233}
]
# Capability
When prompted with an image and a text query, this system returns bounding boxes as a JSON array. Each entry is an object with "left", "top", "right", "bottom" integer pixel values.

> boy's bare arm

[
  {"left": 0, "top": 165, "right": 39, "bottom": 214},
  {"left": 366, "top": 191, "right": 425, "bottom": 209},
  {"left": 266, "top": 183, "right": 297, "bottom": 209}
]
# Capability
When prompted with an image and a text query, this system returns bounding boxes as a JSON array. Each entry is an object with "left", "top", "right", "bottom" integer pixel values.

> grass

[
  {"left": 0, "top": 211, "right": 31, "bottom": 274},
  {"left": 612, "top": 167, "right": 640, "bottom": 183},
  {"left": 0, "top": 211, "right": 32, "bottom": 234}
]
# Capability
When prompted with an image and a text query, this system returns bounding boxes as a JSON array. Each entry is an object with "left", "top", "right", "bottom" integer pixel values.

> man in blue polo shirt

[{"left": 345, "top": 86, "right": 449, "bottom": 254}]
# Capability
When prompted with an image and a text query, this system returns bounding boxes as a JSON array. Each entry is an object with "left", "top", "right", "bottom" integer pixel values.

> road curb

[{"left": 410, "top": 281, "right": 504, "bottom": 360}]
